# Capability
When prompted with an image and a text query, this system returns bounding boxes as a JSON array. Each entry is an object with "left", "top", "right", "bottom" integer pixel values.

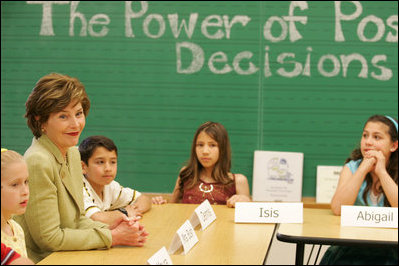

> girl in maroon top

[{"left": 152, "top": 122, "right": 251, "bottom": 207}]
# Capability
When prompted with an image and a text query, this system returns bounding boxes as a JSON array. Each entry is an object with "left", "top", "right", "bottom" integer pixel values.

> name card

[
  {"left": 316, "top": 165, "right": 342, "bottom": 203},
  {"left": 168, "top": 220, "right": 199, "bottom": 255},
  {"left": 189, "top": 199, "right": 217, "bottom": 230},
  {"left": 341, "top": 206, "right": 398, "bottom": 228},
  {"left": 235, "top": 202, "right": 303, "bottom": 223},
  {"left": 147, "top": 247, "right": 173, "bottom": 265}
]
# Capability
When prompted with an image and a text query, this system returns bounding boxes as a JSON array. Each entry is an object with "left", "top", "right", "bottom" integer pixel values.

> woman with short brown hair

[{"left": 16, "top": 73, "right": 148, "bottom": 263}]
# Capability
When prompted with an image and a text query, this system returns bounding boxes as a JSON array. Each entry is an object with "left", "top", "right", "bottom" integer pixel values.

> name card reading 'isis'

[
  {"left": 235, "top": 202, "right": 303, "bottom": 223},
  {"left": 168, "top": 220, "right": 199, "bottom": 255},
  {"left": 189, "top": 199, "right": 216, "bottom": 230},
  {"left": 147, "top": 246, "right": 173, "bottom": 265},
  {"left": 341, "top": 206, "right": 398, "bottom": 228}
]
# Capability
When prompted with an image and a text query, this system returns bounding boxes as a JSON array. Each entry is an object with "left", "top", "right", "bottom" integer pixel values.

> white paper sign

[
  {"left": 252, "top": 150, "right": 303, "bottom": 202},
  {"left": 316, "top": 165, "right": 342, "bottom": 203},
  {"left": 147, "top": 247, "right": 173, "bottom": 265},
  {"left": 189, "top": 199, "right": 217, "bottom": 230},
  {"left": 235, "top": 202, "right": 303, "bottom": 223},
  {"left": 341, "top": 206, "right": 398, "bottom": 228},
  {"left": 168, "top": 220, "right": 199, "bottom": 255}
]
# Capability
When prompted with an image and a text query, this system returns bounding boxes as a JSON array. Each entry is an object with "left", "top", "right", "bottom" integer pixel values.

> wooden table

[
  {"left": 277, "top": 208, "right": 398, "bottom": 265},
  {"left": 38, "top": 203, "right": 276, "bottom": 265}
]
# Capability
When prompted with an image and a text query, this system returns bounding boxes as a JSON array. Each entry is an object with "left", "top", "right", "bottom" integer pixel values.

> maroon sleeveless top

[{"left": 182, "top": 174, "right": 236, "bottom": 205}]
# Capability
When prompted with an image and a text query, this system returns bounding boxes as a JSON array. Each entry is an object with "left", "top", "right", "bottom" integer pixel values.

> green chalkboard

[{"left": 1, "top": 1, "right": 398, "bottom": 197}]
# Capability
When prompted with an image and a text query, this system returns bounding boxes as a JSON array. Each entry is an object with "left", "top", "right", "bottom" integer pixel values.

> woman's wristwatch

[{"left": 116, "top": 207, "right": 128, "bottom": 216}]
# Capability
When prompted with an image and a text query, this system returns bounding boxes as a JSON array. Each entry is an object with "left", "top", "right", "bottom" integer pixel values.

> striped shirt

[
  {"left": 83, "top": 177, "right": 141, "bottom": 218},
  {"left": 1, "top": 243, "right": 21, "bottom": 265}
]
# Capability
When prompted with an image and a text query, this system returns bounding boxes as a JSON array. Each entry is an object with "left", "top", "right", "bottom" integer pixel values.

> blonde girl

[{"left": 1, "top": 149, "right": 30, "bottom": 258}]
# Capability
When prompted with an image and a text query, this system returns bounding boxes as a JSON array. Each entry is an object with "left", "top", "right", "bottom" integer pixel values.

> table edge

[{"left": 276, "top": 232, "right": 398, "bottom": 247}]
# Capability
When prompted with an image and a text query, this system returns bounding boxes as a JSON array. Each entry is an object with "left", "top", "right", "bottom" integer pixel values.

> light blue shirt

[{"left": 346, "top": 159, "right": 384, "bottom": 206}]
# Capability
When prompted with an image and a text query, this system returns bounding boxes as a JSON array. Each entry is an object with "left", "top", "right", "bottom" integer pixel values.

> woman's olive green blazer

[{"left": 15, "top": 135, "right": 112, "bottom": 263}]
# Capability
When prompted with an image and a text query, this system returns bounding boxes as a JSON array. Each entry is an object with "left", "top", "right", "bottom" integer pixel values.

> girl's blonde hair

[{"left": 1, "top": 149, "right": 25, "bottom": 178}]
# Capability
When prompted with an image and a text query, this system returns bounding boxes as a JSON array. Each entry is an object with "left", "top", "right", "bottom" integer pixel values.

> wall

[{"left": 1, "top": 1, "right": 397, "bottom": 196}]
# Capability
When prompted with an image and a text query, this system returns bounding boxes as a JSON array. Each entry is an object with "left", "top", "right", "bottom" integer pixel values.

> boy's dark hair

[{"left": 79, "top": 135, "right": 118, "bottom": 165}]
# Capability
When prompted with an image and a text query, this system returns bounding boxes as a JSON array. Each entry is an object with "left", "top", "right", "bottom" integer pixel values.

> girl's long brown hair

[
  {"left": 178, "top": 122, "right": 233, "bottom": 196},
  {"left": 346, "top": 115, "right": 398, "bottom": 207}
]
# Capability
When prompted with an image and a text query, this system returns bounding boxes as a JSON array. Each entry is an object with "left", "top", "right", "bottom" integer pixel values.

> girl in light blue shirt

[
  {"left": 331, "top": 115, "right": 398, "bottom": 214},
  {"left": 321, "top": 114, "right": 398, "bottom": 265},
  {"left": 345, "top": 159, "right": 385, "bottom": 207}
]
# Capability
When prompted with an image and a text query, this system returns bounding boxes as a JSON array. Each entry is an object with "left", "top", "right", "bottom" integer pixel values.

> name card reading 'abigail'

[
  {"left": 235, "top": 202, "right": 303, "bottom": 223},
  {"left": 189, "top": 199, "right": 217, "bottom": 230},
  {"left": 168, "top": 220, "right": 199, "bottom": 255},
  {"left": 147, "top": 247, "right": 173, "bottom": 265},
  {"left": 341, "top": 206, "right": 398, "bottom": 228}
]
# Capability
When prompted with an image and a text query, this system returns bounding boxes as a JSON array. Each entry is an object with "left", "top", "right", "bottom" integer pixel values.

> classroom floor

[{"left": 265, "top": 233, "right": 329, "bottom": 265}]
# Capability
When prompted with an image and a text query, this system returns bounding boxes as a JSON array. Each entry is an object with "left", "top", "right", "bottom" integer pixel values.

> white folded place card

[
  {"left": 168, "top": 220, "right": 199, "bottom": 255},
  {"left": 147, "top": 246, "right": 173, "bottom": 265},
  {"left": 189, "top": 199, "right": 216, "bottom": 230},
  {"left": 341, "top": 205, "right": 398, "bottom": 228},
  {"left": 235, "top": 202, "right": 303, "bottom": 223},
  {"left": 316, "top": 165, "right": 342, "bottom": 204}
]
